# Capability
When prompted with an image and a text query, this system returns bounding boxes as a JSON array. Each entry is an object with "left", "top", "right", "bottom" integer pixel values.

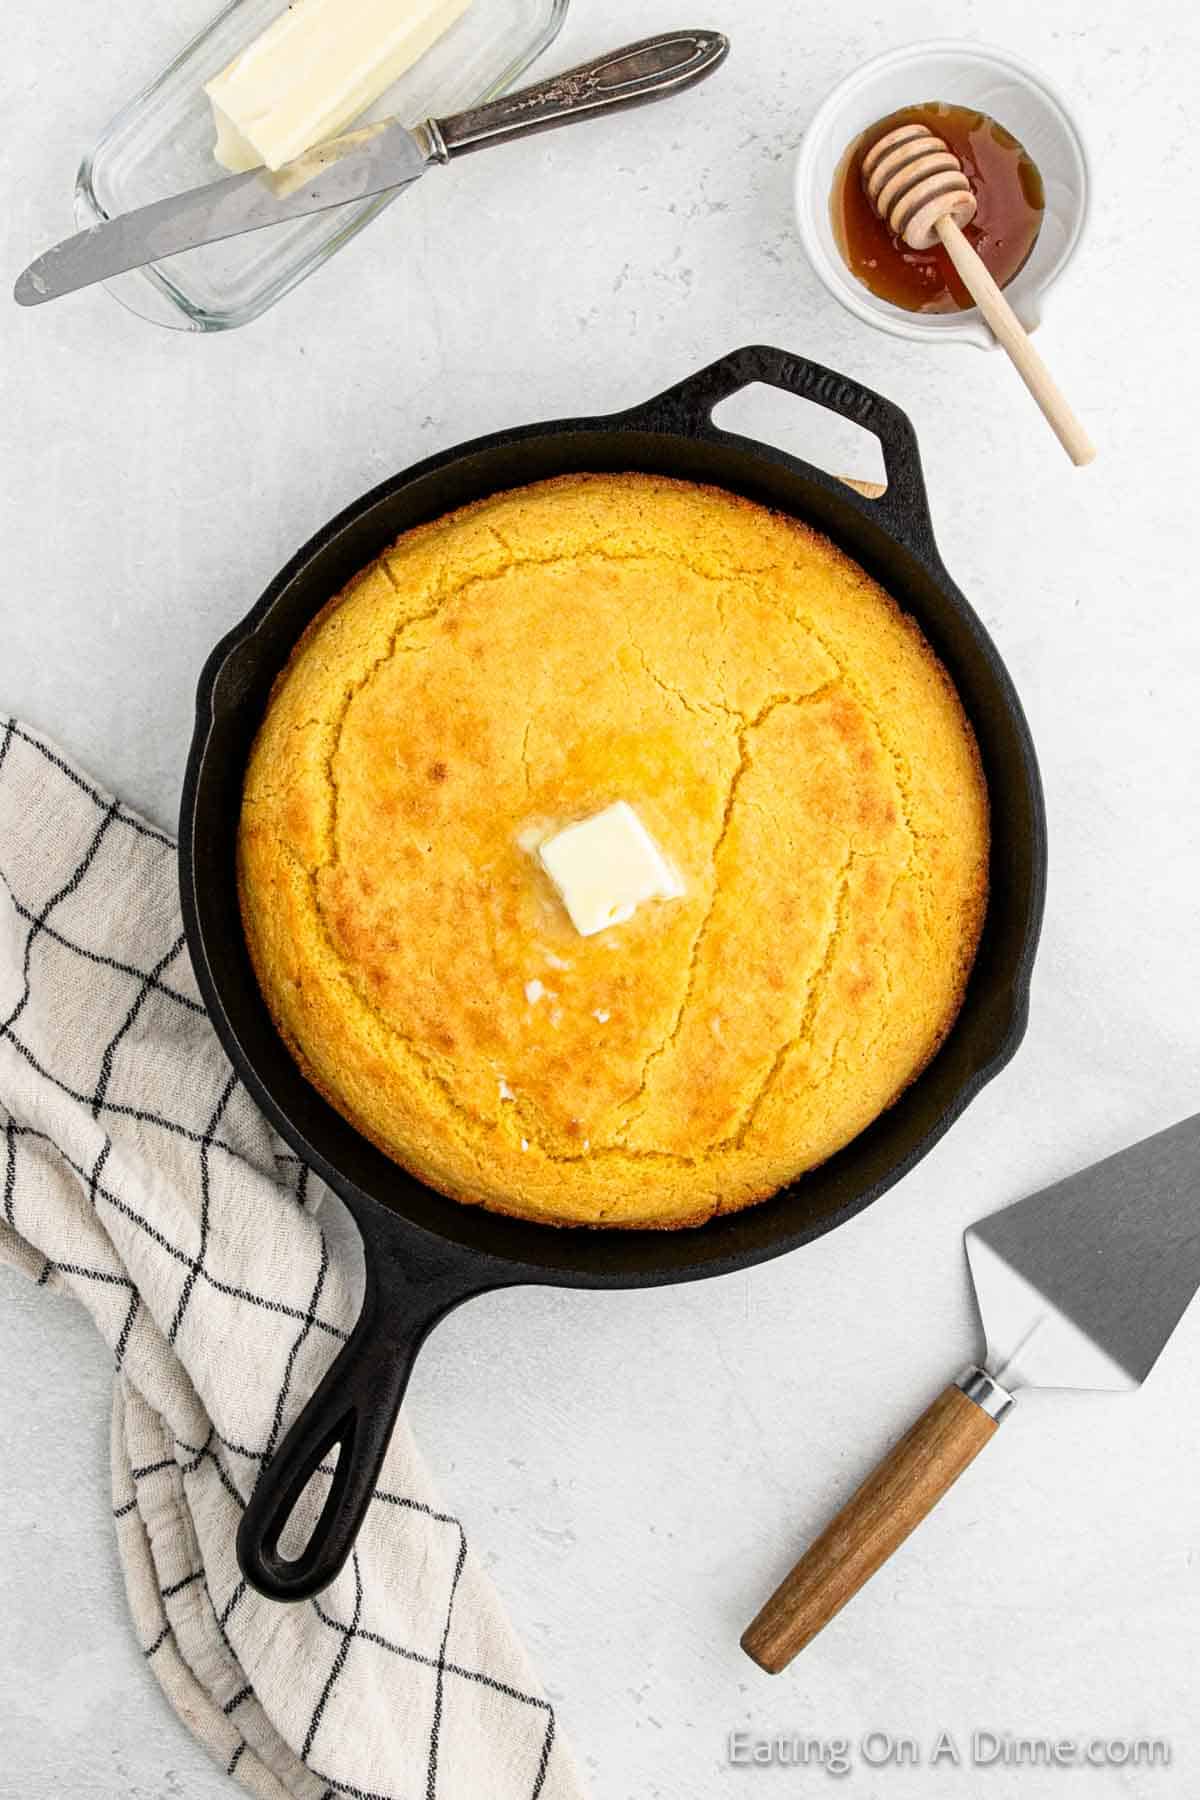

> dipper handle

[
  {"left": 861, "top": 122, "right": 1095, "bottom": 466},
  {"left": 935, "top": 214, "right": 1095, "bottom": 466},
  {"left": 741, "top": 1369, "right": 1012, "bottom": 1672}
]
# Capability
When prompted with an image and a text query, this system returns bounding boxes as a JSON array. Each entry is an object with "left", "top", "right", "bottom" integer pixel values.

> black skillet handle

[
  {"left": 618, "top": 344, "right": 937, "bottom": 561},
  {"left": 236, "top": 1220, "right": 487, "bottom": 1602}
]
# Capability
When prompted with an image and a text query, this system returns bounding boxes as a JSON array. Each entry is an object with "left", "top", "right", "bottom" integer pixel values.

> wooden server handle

[
  {"left": 935, "top": 216, "right": 1096, "bottom": 468},
  {"left": 741, "top": 1367, "right": 1013, "bottom": 1673}
]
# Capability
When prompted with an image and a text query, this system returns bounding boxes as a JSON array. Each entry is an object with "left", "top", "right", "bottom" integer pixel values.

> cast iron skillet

[{"left": 179, "top": 345, "right": 1046, "bottom": 1602}]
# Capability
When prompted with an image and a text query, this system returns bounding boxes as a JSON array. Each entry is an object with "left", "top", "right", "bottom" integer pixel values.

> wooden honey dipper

[{"left": 862, "top": 122, "right": 1095, "bottom": 466}]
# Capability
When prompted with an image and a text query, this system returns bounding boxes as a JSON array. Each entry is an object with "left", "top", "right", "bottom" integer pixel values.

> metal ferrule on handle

[{"left": 955, "top": 1362, "right": 1015, "bottom": 1421}]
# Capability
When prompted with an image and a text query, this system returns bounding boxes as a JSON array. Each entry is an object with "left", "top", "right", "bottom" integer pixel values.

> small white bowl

[{"left": 795, "top": 39, "right": 1090, "bottom": 348}]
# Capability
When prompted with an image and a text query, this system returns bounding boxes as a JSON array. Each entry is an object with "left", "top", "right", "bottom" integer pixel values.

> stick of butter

[
  {"left": 205, "top": 0, "right": 474, "bottom": 173},
  {"left": 537, "top": 803, "right": 685, "bottom": 939}
]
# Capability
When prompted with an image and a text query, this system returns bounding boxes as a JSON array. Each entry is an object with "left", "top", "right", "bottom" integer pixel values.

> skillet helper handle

[
  {"left": 237, "top": 1245, "right": 476, "bottom": 1603},
  {"left": 741, "top": 1366, "right": 1013, "bottom": 1672},
  {"left": 623, "top": 344, "right": 936, "bottom": 559},
  {"left": 431, "top": 29, "right": 730, "bottom": 157}
]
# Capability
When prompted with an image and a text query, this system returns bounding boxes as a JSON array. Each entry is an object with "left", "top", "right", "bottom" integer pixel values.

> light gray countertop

[{"left": 3, "top": 1, "right": 1199, "bottom": 1795}]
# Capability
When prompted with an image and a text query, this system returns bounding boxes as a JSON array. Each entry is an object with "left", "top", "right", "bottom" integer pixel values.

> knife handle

[
  {"left": 430, "top": 29, "right": 730, "bottom": 158},
  {"left": 741, "top": 1366, "right": 1014, "bottom": 1674}
]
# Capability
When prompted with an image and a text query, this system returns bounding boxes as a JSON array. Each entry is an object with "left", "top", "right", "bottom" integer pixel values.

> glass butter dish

[{"left": 76, "top": 0, "right": 570, "bottom": 331}]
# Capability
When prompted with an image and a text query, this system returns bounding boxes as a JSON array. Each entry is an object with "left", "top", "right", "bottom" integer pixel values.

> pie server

[
  {"left": 14, "top": 28, "right": 729, "bottom": 307},
  {"left": 742, "top": 1111, "right": 1200, "bottom": 1671}
]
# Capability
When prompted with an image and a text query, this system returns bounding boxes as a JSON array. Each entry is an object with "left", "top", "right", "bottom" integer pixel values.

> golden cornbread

[{"left": 238, "top": 474, "right": 988, "bottom": 1228}]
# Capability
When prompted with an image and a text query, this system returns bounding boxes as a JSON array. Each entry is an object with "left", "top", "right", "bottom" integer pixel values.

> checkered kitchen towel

[{"left": 0, "top": 719, "right": 583, "bottom": 1800}]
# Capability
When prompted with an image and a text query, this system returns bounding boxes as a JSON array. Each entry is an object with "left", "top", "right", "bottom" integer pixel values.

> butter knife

[{"left": 15, "top": 29, "right": 729, "bottom": 307}]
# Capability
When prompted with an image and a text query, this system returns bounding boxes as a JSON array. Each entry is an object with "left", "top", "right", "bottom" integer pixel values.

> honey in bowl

[{"left": 832, "top": 102, "right": 1045, "bottom": 314}]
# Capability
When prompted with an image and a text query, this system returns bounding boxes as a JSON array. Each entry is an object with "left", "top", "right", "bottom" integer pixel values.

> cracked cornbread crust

[{"left": 238, "top": 473, "right": 988, "bottom": 1228}]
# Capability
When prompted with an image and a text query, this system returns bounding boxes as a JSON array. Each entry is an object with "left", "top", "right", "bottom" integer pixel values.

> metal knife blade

[
  {"left": 966, "top": 1113, "right": 1200, "bottom": 1392},
  {"left": 14, "top": 118, "right": 434, "bottom": 306}
]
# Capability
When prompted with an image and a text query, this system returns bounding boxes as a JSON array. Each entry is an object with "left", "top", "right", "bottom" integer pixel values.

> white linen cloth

[{"left": 0, "top": 718, "right": 583, "bottom": 1800}]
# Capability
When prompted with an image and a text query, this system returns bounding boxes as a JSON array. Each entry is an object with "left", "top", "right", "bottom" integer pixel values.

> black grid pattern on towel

[{"left": 0, "top": 718, "right": 559, "bottom": 1800}]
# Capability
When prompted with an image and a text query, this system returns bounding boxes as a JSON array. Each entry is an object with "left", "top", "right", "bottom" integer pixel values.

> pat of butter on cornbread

[
  {"left": 238, "top": 474, "right": 989, "bottom": 1229},
  {"left": 206, "top": 0, "right": 473, "bottom": 173},
  {"left": 537, "top": 803, "right": 685, "bottom": 937}
]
